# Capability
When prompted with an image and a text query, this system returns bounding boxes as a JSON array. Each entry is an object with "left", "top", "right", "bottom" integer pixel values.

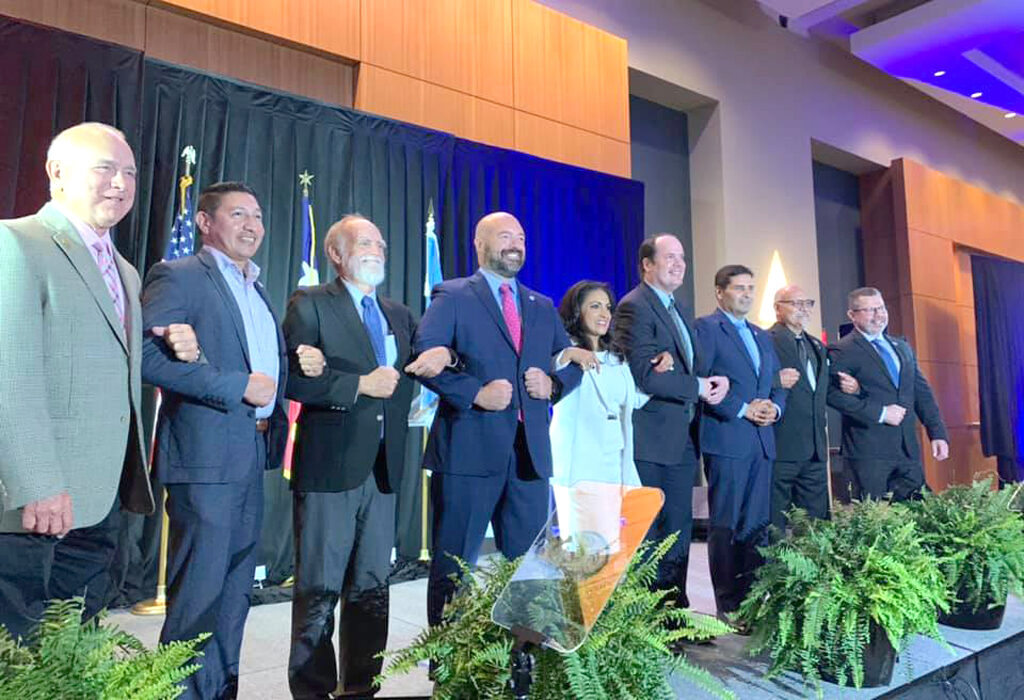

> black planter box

[
  {"left": 939, "top": 595, "right": 1006, "bottom": 630},
  {"left": 819, "top": 622, "right": 897, "bottom": 688}
]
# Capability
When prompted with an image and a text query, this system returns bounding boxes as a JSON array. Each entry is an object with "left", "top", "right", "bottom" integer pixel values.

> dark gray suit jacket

[{"left": 769, "top": 323, "right": 829, "bottom": 462}]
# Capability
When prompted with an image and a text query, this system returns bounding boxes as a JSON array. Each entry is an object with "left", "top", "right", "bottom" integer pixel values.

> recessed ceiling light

[
  {"left": 970, "top": 91, "right": 983, "bottom": 98},
  {"left": 1005, "top": 112, "right": 1018, "bottom": 119},
  {"left": 933, "top": 70, "right": 946, "bottom": 77}
]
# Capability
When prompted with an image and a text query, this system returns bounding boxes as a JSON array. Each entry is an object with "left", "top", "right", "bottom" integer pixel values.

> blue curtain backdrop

[
  {"left": 444, "top": 139, "right": 644, "bottom": 303},
  {"left": 972, "top": 255, "right": 1024, "bottom": 483}
]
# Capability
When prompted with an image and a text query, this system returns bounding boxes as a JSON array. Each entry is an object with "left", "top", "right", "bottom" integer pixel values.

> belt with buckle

[{"left": 255, "top": 418, "right": 269, "bottom": 433}]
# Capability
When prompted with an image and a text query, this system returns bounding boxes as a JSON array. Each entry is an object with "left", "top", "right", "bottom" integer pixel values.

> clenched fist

[
  {"left": 524, "top": 367, "right": 553, "bottom": 400},
  {"left": 882, "top": 404, "right": 907, "bottom": 426},
  {"left": 474, "top": 379, "right": 513, "bottom": 411},
  {"left": 359, "top": 366, "right": 400, "bottom": 398}
]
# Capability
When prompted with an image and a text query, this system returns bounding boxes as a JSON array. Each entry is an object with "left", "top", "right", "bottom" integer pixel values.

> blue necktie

[
  {"left": 361, "top": 295, "right": 387, "bottom": 366},
  {"left": 734, "top": 320, "right": 761, "bottom": 373},
  {"left": 871, "top": 339, "right": 899, "bottom": 387}
]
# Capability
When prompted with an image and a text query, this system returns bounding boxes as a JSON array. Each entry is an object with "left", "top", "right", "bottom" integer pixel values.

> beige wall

[{"left": 540, "top": 0, "right": 1024, "bottom": 325}]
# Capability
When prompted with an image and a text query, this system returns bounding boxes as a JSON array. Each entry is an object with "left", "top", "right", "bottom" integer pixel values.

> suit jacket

[
  {"left": 695, "top": 309, "right": 787, "bottom": 460},
  {"left": 769, "top": 323, "right": 829, "bottom": 462},
  {"left": 550, "top": 352, "right": 643, "bottom": 487},
  {"left": 613, "top": 282, "right": 702, "bottom": 465},
  {"left": 282, "top": 280, "right": 416, "bottom": 493},
  {"left": 141, "top": 248, "right": 288, "bottom": 484},
  {"left": 0, "top": 203, "right": 152, "bottom": 533},
  {"left": 826, "top": 330, "right": 947, "bottom": 461},
  {"left": 413, "top": 271, "right": 581, "bottom": 479}
]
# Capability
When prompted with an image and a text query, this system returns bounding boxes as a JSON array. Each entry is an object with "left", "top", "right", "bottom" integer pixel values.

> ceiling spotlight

[
  {"left": 970, "top": 91, "right": 983, "bottom": 98},
  {"left": 933, "top": 70, "right": 946, "bottom": 77},
  {"left": 1005, "top": 112, "right": 1018, "bottom": 119}
]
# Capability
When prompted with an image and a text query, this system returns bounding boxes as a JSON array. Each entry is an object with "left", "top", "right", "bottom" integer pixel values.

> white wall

[{"left": 540, "top": 0, "right": 1024, "bottom": 325}]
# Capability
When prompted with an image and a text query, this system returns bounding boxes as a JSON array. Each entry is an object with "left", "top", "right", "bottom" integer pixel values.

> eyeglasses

[
  {"left": 777, "top": 299, "right": 815, "bottom": 309},
  {"left": 851, "top": 305, "right": 887, "bottom": 315}
]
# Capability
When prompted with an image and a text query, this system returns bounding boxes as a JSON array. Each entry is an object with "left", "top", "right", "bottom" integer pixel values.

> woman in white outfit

[{"left": 550, "top": 281, "right": 673, "bottom": 552}]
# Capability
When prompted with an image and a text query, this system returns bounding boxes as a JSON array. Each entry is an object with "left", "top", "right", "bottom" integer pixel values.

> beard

[
  {"left": 350, "top": 255, "right": 386, "bottom": 287},
  {"left": 486, "top": 248, "right": 524, "bottom": 277}
]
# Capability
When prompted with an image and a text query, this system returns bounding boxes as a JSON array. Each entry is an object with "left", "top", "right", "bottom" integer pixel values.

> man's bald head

[
  {"left": 774, "top": 284, "right": 814, "bottom": 333},
  {"left": 45, "top": 122, "right": 137, "bottom": 234},
  {"left": 474, "top": 211, "right": 525, "bottom": 278}
]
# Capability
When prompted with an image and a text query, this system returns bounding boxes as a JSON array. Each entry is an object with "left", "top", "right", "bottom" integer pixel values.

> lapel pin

[{"left": 529, "top": 295, "right": 535, "bottom": 302}]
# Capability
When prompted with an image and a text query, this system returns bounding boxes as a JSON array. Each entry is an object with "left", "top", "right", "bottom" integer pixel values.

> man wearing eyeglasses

[
  {"left": 827, "top": 287, "right": 949, "bottom": 501},
  {"left": 768, "top": 285, "right": 857, "bottom": 530}
]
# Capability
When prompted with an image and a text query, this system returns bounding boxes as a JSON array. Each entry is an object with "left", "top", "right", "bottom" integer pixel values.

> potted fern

[
  {"left": 905, "top": 478, "right": 1024, "bottom": 629},
  {"left": 735, "top": 501, "right": 950, "bottom": 693},
  {"left": 0, "top": 598, "right": 207, "bottom": 699},
  {"left": 380, "top": 535, "right": 735, "bottom": 699}
]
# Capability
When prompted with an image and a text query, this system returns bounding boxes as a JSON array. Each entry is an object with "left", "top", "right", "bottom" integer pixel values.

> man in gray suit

[{"left": 0, "top": 122, "right": 197, "bottom": 640}]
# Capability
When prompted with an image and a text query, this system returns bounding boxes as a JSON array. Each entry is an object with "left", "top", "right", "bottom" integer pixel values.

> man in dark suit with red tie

[
  {"left": 827, "top": 287, "right": 949, "bottom": 501},
  {"left": 413, "top": 211, "right": 586, "bottom": 627}
]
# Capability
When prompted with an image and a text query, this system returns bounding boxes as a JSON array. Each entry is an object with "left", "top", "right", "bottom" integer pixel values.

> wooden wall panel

[
  {"left": 145, "top": 6, "right": 355, "bottom": 106},
  {"left": 356, "top": 64, "right": 513, "bottom": 150},
  {"left": 148, "top": 0, "right": 360, "bottom": 60},
  {"left": 860, "top": 158, "right": 1024, "bottom": 489},
  {"left": 360, "top": 0, "right": 513, "bottom": 107},
  {"left": 0, "top": 0, "right": 147, "bottom": 48},
  {"left": 514, "top": 110, "right": 630, "bottom": 178},
  {"left": 512, "top": 0, "right": 628, "bottom": 143}
]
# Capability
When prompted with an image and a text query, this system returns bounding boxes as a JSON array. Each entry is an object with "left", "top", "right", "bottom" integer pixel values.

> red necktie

[{"left": 500, "top": 283, "right": 521, "bottom": 354}]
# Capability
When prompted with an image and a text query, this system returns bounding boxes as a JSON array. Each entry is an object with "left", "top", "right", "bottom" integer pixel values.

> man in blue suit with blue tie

[
  {"left": 142, "top": 182, "right": 294, "bottom": 699},
  {"left": 695, "top": 264, "right": 787, "bottom": 618},
  {"left": 413, "top": 211, "right": 586, "bottom": 626}
]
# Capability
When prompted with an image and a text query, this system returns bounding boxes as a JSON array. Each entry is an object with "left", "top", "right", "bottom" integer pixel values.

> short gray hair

[
  {"left": 847, "top": 286, "right": 881, "bottom": 310},
  {"left": 324, "top": 213, "right": 372, "bottom": 261}
]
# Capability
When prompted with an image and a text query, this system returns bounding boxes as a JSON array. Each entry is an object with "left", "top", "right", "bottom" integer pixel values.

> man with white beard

[{"left": 282, "top": 214, "right": 452, "bottom": 699}]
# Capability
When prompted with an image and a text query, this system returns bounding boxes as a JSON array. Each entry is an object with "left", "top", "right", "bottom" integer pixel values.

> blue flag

[{"left": 409, "top": 202, "right": 443, "bottom": 427}]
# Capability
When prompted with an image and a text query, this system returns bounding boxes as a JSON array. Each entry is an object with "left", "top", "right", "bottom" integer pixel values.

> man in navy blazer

[
  {"left": 413, "top": 211, "right": 585, "bottom": 626},
  {"left": 695, "top": 264, "right": 787, "bottom": 617},
  {"left": 613, "top": 234, "right": 729, "bottom": 608},
  {"left": 142, "top": 182, "right": 294, "bottom": 700}
]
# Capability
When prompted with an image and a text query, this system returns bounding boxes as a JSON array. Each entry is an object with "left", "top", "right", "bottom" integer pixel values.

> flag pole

[{"left": 132, "top": 145, "right": 196, "bottom": 616}]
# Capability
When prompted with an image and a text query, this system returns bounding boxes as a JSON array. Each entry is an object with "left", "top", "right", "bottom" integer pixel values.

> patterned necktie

[
  {"left": 667, "top": 302, "right": 694, "bottom": 371},
  {"left": 92, "top": 240, "right": 125, "bottom": 330},
  {"left": 871, "top": 339, "right": 900, "bottom": 387},
  {"left": 361, "top": 295, "right": 387, "bottom": 366},
  {"left": 500, "top": 283, "right": 521, "bottom": 354}
]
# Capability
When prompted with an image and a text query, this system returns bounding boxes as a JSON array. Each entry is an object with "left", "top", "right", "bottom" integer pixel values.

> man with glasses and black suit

[
  {"left": 827, "top": 287, "right": 949, "bottom": 501},
  {"left": 768, "top": 285, "right": 858, "bottom": 530}
]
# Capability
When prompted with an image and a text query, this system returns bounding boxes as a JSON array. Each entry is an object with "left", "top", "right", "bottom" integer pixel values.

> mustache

[{"left": 357, "top": 255, "right": 384, "bottom": 265}]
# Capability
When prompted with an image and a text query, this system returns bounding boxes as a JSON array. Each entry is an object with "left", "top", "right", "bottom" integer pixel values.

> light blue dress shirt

[
  {"left": 206, "top": 247, "right": 280, "bottom": 419},
  {"left": 342, "top": 279, "right": 398, "bottom": 367},
  {"left": 479, "top": 267, "right": 520, "bottom": 311}
]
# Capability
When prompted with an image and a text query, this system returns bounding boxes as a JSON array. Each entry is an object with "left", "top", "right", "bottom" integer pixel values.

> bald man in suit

[{"left": 0, "top": 122, "right": 196, "bottom": 640}]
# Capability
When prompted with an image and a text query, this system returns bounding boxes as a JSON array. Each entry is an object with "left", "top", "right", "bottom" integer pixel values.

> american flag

[{"left": 164, "top": 145, "right": 197, "bottom": 261}]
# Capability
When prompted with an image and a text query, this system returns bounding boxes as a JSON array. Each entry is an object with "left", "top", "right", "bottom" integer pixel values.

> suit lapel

[
  {"left": 519, "top": 283, "right": 540, "bottom": 356},
  {"left": 640, "top": 284, "right": 690, "bottom": 371},
  {"left": 886, "top": 334, "right": 913, "bottom": 387},
  {"left": 379, "top": 295, "right": 410, "bottom": 364},
  {"left": 327, "top": 280, "right": 377, "bottom": 367},
  {"left": 470, "top": 272, "right": 517, "bottom": 352},
  {"left": 717, "top": 309, "right": 758, "bottom": 376},
  {"left": 198, "top": 248, "right": 252, "bottom": 371},
  {"left": 43, "top": 206, "right": 127, "bottom": 352}
]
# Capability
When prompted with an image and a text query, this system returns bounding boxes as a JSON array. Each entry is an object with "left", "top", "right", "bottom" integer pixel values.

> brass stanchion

[
  {"left": 132, "top": 494, "right": 169, "bottom": 615},
  {"left": 419, "top": 428, "right": 431, "bottom": 562}
]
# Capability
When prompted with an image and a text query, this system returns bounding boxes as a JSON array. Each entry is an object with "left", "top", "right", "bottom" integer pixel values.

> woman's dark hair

[{"left": 558, "top": 280, "right": 624, "bottom": 357}]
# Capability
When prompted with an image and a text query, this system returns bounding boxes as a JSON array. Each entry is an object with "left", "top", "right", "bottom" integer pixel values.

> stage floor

[{"left": 109, "top": 541, "right": 1024, "bottom": 698}]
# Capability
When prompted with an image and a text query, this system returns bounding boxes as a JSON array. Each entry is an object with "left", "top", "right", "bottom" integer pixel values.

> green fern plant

[
  {"left": 905, "top": 478, "right": 1024, "bottom": 613},
  {"left": 735, "top": 500, "right": 951, "bottom": 695},
  {"left": 380, "top": 534, "right": 735, "bottom": 699},
  {"left": 0, "top": 598, "right": 208, "bottom": 699}
]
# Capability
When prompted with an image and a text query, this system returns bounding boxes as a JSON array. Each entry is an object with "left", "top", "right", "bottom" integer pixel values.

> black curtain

[
  {"left": 972, "top": 255, "right": 1024, "bottom": 483},
  {"left": 444, "top": 139, "right": 644, "bottom": 302},
  {"left": 0, "top": 14, "right": 142, "bottom": 222}
]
